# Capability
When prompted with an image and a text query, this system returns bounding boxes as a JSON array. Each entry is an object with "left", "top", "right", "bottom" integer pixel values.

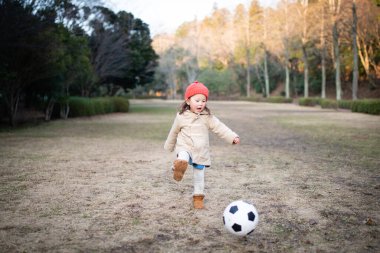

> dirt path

[{"left": 0, "top": 99, "right": 379, "bottom": 252}]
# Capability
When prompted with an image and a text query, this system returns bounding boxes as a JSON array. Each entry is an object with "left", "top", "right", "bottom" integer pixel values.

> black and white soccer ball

[{"left": 223, "top": 200, "right": 259, "bottom": 236}]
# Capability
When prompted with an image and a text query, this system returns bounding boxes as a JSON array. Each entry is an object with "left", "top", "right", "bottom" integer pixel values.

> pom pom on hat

[{"left": 184, "top": 81, "right": 209, "bottom": 100}]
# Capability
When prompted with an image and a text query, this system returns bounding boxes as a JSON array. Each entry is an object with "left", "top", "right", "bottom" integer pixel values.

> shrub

[
  {"left": 68, "top": 96, "right": 129, "bottom": 118},
  {"left": 298, "top": 97, "right": 320, "bottom": 106},
  {"left": 265, "top": 96, "right": 293, "bottom": 103},
  {"left": 239, "top": 96, "right": 263, "bottom": 102},
  {"left": 320, "top": 99, "right": 338, "bottom": 109},
  {"left": 351, "top": 99, "right": 380, "bottom": 115},
  {"left": 69, "top": 97, "right": 90, "bottom": 117},
  {"left": 338, "top": 100, "right": 353, "bottom": 110},
  {"left": 239, "top": 96, "right": 293, "bottom": 103},
  {"left": 93, "top": 98, "right": 114, "bottom": 114},
  {"left": 112, "top": 97, "right": 129, "bottom": 112}
]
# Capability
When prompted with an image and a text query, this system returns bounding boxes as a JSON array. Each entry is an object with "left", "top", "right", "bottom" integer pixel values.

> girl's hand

[{"left": 233, "top": 137, "right": 240, "bottom": 144}]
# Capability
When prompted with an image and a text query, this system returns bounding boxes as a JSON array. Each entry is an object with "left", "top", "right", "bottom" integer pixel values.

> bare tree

[
  {"left": 356, "top": 0, "right": 379, "bottom": 89},
  {"left": 263, "top": 9, "right": 270, "bottom": 97},
  {"left": 284, "top": 2, "right": 291, "bottom": 98},
  {"left": 298, "top": 0, "right": 310, "bottom": 98},
  {"left": 233, "top": 4, "right": 251, "bottom": 97},
  {"left": 275, "top": 0, "right": 298, "bottom": 99},
  {"left": 352, "top": 0, "right": 359, "bottom": 99},
  {"left": 328, "top": 0, "right": 343, "bottom": 100},
  {"left": 319, "top": 0, "right": 328, "bottom": 99},
  {"left": 198, "top": 8, "right": 234, "bottom": 67}
]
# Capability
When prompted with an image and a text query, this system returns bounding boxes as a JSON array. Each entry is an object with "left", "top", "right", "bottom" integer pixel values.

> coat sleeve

[
  {"left": 208, "top": 115, "right": 238, "bottom": 144},
  {"left": 164, "top": 114, "right": 180, "bottom": 152}
]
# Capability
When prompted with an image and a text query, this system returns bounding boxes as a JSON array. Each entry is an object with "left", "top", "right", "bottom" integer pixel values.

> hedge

[
  {"left": 298, "top": 97, "right": 321, "bottom": 107},
  {"left": 265, "top": 96, "right": 293, "bottom": 103},
  {"left": 240, "top": 96, "right": 293, "bottom": 103},
  {"left": 298, "top": 97, "right": 380, "bottom": 115},
  {"left": 320, "top": 99, "right": 338, "bottom": 109},
  {"left": 351, "top": 99, "right": 380, "bottom": 115},
  {"left": 337, "top": 100, "right": 353, "bottom": 110},
  {"left": 68, "top": 97, "right": 129, "bottom": 117}
]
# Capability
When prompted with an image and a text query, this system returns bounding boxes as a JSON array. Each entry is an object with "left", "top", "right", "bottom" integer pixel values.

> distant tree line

[
  {"left": 0, "top": 0, "right": 158, "bottom": 126},
  {"left": 152, "top": 0, "right": 379, "bottom": 101}
]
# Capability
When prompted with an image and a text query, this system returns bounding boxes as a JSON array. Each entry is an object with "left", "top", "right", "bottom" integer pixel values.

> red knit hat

[{"left": 184, "top": 81, "right": 209, "bottom": 100}]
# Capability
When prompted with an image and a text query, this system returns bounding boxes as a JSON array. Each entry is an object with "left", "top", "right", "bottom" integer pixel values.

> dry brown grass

[{"left": 0, "top": 99, "right": 379, "bottom": 252}]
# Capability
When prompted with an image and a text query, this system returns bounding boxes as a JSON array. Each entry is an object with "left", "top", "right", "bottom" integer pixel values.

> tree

[
  {"left": 298, "top": 0, "right": 311, "bottom": 98},
  {"left": 0, "top": 0, "right": 58, "bottom": 125},
  {"left": 283, "top": 1, "right": 291, "bottom": 98},
  {"left": 153, "top": 44, "right": 180, "bottom": 98},
  {"left": 233, "top": 4, "right": 252, "bottom": 97},
  {"left": 174, "top": 21, "right": 201, "bottom": 84},
  {"left": 263, "top": 9, "right": 270, "bottom": 97},
  {"left": 352, "top": 0, "right": 359, "bottom": 99},
  {"left": 89, "top": 7, "right": 158, "bottom": 94},
  {"left": 245, "top": 1, "right": 263, "bottom": 97},
  {"left": 199, "top": 7, "right": 234, "bottom": 68},
  {"left": 26, "top": 24, "right": 95, "bottom": 120},
  {"left": 356, "top": 0, "right": 379, "bottom": 89},
  {"left": 318, "top": 0, "right": 329, "bottom": 98},
  {"left": 328, "top": 0, "right": 343, "bottom": 100},
  {"left": 276, "top": 0, "right": 299, "bottom": 98},
  {"left": 234, "top": 1, "right": 269, "bottom": 97}
]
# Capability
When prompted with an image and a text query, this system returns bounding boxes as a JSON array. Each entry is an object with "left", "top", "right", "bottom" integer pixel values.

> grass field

[{"left": 0, "top": 99, "right": 379, "bottom": 252}]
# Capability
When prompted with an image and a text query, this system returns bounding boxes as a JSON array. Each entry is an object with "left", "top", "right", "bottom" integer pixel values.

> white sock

[
  {"left": 193, "top": 168, "right": 205, "bottom": 195},
  {"left": 177, "top": 151, "right": 190, "bottom": 162}
]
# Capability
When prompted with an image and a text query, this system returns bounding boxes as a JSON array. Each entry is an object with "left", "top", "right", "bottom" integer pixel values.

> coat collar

[{"left": 184, "top": 109, "right": 209, "bottom": 116}]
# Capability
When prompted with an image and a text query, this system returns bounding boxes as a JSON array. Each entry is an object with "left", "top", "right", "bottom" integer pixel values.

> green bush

[
  {"left": 239, "top": 96, "right": 293, "bottom": 104},
  {"left": 297, "top": 98, "right": 380, "bottom": 115},
  {"left": 68, "top": 97, "right": 89, "bottom": 117},
  {"left": 320, "top": 99, "right": 338, "bottom": 109},
  {"left": 338, "top": 100, "right": 353, "bottom": 110},
  {"left": 239, "top": 96, "right": 263, "bottom": 102},
  {"left": 112, "top": 97, "right": 129, "bottom": 112},
  {"left": 351, "top": 99, "right": 380, "bottom": 115},
  {"left": 93, "top": 98, "right": 114, "bottom": 114},
  {"left": 68, "top": 96, "right": 129, "bottom": 118},
  {"left": 298, "top": 97, "right": 320, "bottom": 106},
  {"left": 265, "top": 96, "right": 293, "bottom": 103}
]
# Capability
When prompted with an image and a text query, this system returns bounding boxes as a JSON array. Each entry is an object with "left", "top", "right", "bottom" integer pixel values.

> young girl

[{"left": 164, "top": 81, "right": 240, "bottom": 209}]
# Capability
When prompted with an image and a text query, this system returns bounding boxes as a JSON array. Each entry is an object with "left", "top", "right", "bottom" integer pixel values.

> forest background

[{"left": 0, "top": 0, "right": 379, "bottom": 127}]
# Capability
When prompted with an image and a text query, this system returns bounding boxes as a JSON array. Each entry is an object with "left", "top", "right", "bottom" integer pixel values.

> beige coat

[{"left": 164, "top": 110, "right": 238, "bottom": 166}]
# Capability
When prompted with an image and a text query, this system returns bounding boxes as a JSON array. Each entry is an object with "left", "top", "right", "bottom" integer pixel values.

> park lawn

[{"left": 0, "top": 100, "right": 379, "bottom": 252}]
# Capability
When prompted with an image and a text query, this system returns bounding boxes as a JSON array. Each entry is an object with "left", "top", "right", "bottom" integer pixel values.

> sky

[{"left": 105, "top": 0, "right": 279, "bottom": 36}]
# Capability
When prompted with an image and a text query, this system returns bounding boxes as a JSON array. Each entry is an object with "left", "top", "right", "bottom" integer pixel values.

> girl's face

[{"left": 187, "top": 94, "right": 207, "bottom": 113}]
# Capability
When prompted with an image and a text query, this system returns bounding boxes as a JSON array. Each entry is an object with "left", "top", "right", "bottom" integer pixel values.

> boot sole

[
  {"left": 193, "top": 194, "right": 205, "bottom": 209},
  {"left": 173, "top": 159, "right": 188, "bottom": 181}
]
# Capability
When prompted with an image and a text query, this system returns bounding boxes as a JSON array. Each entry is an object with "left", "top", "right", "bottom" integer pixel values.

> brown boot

[
  {"left": 173, "top": 159, "right": 188, "bottom": 181},
  {"left": 193, "top": 194, "right": 205, "bottom": 209}
]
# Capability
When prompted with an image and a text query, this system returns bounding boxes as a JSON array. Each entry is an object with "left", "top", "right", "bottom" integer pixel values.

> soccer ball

[{"left": 223, "top": 200, "right": 259, "bottom": 236}]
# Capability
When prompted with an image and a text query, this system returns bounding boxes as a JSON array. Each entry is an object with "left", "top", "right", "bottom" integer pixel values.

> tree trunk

[
  {"left": 333, "top": 21, "right": 342, "bottom": 100},
  {"left": 45, "top": 98, "right": 55, "bottom": 121},
  {"left": 284, "top": 2, "right": 290, "bottom": 99},
  {"left": 60, "top": 102, "right": 70, "bottom": 119},
  {"left": 254, "top": 66, "right": 265, "bottom": 96},
  {"left": 8, "top": 92, "right": 20, "bottom": 127},
  {"left": 246, "top": 47, "right": 251, "bottom": 98},
  {"left": 302, "top": 45, "right": 309, "bottom": 98},
  {"left": 301, "top": 0, "right": 309, "bottom": 98},
  {"left": 321, "top": 3, "right": 327, "bottom": 99},
  {"left": 352, "top": 0, "right": 358, "bottom": 100},
  {"left": 264, "top": 50, "right": 270, "bottom": 98},
  {"left": 285, "top": 62, "right": 290, "bottom": 99},
  {"left": 321, "top": 51, "right": 326, "bottom": 99},
  {"left": 357, "top": 37, "right": 377, "bottom": 89},
  {"left": 246, "top": 8, "right": 251, "bottom": 98},
  {"left": 5, "top": 86, "right": 21, "bottom": 127}
]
